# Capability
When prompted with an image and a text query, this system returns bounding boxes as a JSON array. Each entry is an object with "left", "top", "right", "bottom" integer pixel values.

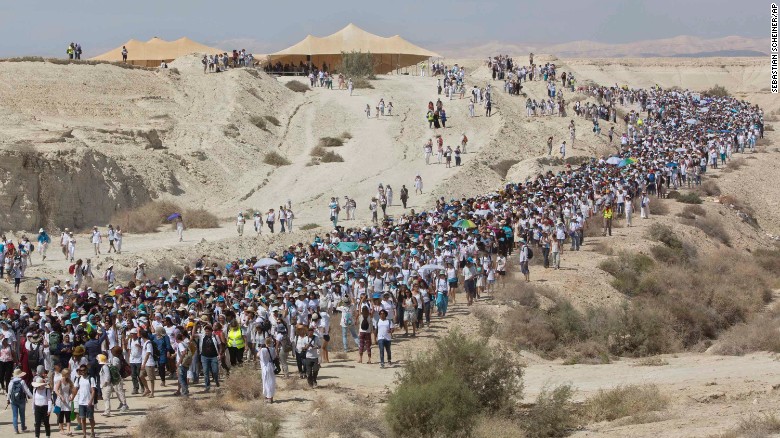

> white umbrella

[
  {"left": 686, "top": 119, "right": 698, "bottom": 125},
  {"left": 474, "top": 209, "right": 491, "bottom": 216},
  {"left": 253, "top": 258, "right": 280, "bottom": 268},
  {"left": 605, "top": 156, "right": 621, "bottom": 165},
  {"left": 419, "top": 264, "right": 445, "bottom": 273},
  {"left": 675, "top": 147, "right": 687, "bottom": 152}
]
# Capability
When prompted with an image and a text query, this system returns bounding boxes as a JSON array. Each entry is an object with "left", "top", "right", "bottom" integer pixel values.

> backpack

[
  {"left": 525, "top": 246, "right": 534, "bottom": 260},
  {"left": 108, "top": 364, "right": 121, "bottom": 385},
  {"left": 259, "top": 318, "right": 272, "bottom": 334},
  {"left": 68, "top": 264, "right": 76, "bottom": 275},
  {"left": 182, "top": 341, "right": 197, "bottom": 367},
  {"left": 49, "top": 332, "right": 62, "bottom": 355},
  {"left": 148, "top": 340, "right": 160, "bottom": 363},
  {"left": 118, "top": 355, "right": 132, "bottom": 379},
  {"left": 27, "top": 343, "right": 41, "bottom": 368},
  {"left": 10, "top": 379, "right": 26, "bottom": 405}
]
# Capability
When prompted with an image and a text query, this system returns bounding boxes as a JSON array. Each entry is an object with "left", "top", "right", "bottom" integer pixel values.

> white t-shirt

[
  {"left": 74, "top": 376, "right": 96, "bottom": 406},
  {"left": 128, "top": 337, "right": 143, "bottom": 364},
  {"left": 375, "top": 319, "right": 394, "bottom": 341},
  {"left": 143, "top": 340, "right": 155, "bottom": 367}
]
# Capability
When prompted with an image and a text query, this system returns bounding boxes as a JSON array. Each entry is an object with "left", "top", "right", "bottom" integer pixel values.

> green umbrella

[
  {"left": 453, "top": 219, "right": 477, "bottom": 229},
  {"left": 335, "top": 242, "right": 367, "bottom": 253}
]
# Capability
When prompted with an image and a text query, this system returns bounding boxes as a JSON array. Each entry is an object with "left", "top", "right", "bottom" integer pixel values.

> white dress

[{"left": 259, "top": 346, "right": 276, "bottom": 399}]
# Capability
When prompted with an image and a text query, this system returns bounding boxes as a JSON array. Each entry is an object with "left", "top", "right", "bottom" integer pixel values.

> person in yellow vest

[
  {"left": 602, "top": 203, "right": 614, "bottom": 237},
  {"left": 226, "top": 319, "right": 245, "bottom": 367},
  {"left": 66, "top": 43, "right": 74, "bottom": 60}
]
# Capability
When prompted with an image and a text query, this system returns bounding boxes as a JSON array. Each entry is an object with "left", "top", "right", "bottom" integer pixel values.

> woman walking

[
  {"left": 31, "top": 376, "right": 52, "bottom": 438},
  {"left": 7, "top": 369, "right": 32, "bottom": 433},
  {"left": 54, "top": 368, "right": 73, "bottom": 436},
  {"left": 259, "top": 338, "right": 276, "bottom": 403},
  {"left": 374, "top": 310, "right": 394, "bottom": 369}
]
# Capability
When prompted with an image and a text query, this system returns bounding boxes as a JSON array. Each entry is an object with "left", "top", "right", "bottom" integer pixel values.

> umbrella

[
  {"left": 474, "top": 209, "right": 491, "bottom": 216},
  {"left": 686, "top": 119, "right": 698, "bottom": 125},
  {"left": 617, "top": 157, "right": 636, "bottom": 168},
  {"left": 335, "top": 242, "right": 366, "bottom": 253},
  {"left": 253, "top": 258, "right": 280, "bottom": 268},
  {"left": 675, "top": 147, "right": 687, "bottom": 152},
  {"left": 167, "top": 213, "right": 181, "bottom": 221},
  {"left": 419, "top": 264, "right": 445, "bottom": 272},
  {"left": 277, "top": 266, "right": 294, "bottom": 274},
  {"left": 605, "top": 156, "right": 621, "bottom": 165},
  {"left": 453, "top": 219, "right": 477, "bottom": 229}
]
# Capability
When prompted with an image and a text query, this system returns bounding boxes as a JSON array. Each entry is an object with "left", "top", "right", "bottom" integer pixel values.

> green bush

[
  {"left": 676, "top": 192, "right": 703, "bottom": 204},
  {"left": 386, "top": 370, "right": 477, "bottom": 438},
  {"left": 598, "top": 252, "right": 655, "bottom": 295},
  {"left": 524, "top": 384, "right": 576, "bottom": 438},
  {"left": 397, "top": 330, "right": 523, "bottom": 414},
  {"left": 264, "top": 151, "right": 291, "bottom": 166},
  {"left": 338, "top": 51, "right": 376, "bottom": 78}
]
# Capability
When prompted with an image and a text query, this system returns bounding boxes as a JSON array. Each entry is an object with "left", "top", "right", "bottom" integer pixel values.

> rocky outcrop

[{"left": 0, "top": 145, "right": 151, "bottom": 231}]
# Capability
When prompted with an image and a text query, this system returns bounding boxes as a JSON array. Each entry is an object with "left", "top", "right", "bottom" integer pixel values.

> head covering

[{"left": 97, "top": 354, "right": 108, "bottom": 365}]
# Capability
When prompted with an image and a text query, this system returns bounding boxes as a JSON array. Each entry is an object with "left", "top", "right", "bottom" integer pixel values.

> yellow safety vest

[
  {"left": 603, "top": 209, "right": 613, "bottom": 220},
  {"left": 227, "top": 326, "right": 244, "bottom": 349}
]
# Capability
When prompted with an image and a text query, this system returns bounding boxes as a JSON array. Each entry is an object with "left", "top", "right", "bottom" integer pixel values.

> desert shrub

[
  {"left": 650, "top": 244, "right": 694, "bottom": 265},
  {"left": 677, "top": 204, "right": 706, "bottom": 219},
  {"left": 340, "top": 131, "right": 353, "bottom": 139},
  {"left": 753, "top": 248, "right": 780, "bottom": 276},
  {"left": 305, "top": 403, "right": 387, "bottom": 438},
  {"left": 264, "top": 115, "right": 280, "bottom": 126},
  {"left": 490, "top": 159, "right": 520, "bottom": 179},
  {"left": 284, "top": 81, "right": 309, "bottom": 93},
  {"left": 250, "top": 115, "right": 267, "bottom": 130},
  {"left": 318, "top": 136, "right": 344, "bottom": 147},
  {"left": 397, "top": 330, "right": 523, "bottom": 414},
  {"left": 474, "top": 416, "right": 526, "bottom": 438},
  {"left": 583, "top": 384, "right": 668, "bottom": 423},
  {"left": 338, "top": 51, "right": 377, "bottom": 78},
  {"left": 134, "top": 411, "right": 177, "bottom": 438},
  {"left": 537, "top": 156, "right": 563, "bottom": 167},
  {"left": 320, "top": 151, "right": 344, "bottom": 163},
  {"left": 725, "top": 157, "right": 746, "bottom": 172},
  {"left": 648, "top": 199, "right": 670, "bottom": 215},
  {"left": 243, "top": 406, "right": 282, "bottom": 438},
  {"left": 685, "top": 215, "right": 730, "bottom": 246},
  {"left": 264, "top": 151, "right": 291, "bottom": 166},
  {"left": 698, "top": 180, "right": 721, "bottom": 196},
  {"left": 386, "top": 370, "right": 477, "bottom": 437},
  {"left": 646, "top": 224, "right": 696, "bottom": 264},
  {"left": 524, "top": 384, "right": 576, "bottom": 438},
  {"left": 705, "top": 84, "right": 729, "bottom": 97},
  {"left": 710, "top": 310, "right": 780, "bottom": 355},
  {"left": 147, "top": 258, "right": 186, "bottom": 279},
  {"left": 598, "top": 252, "right": 655, "bottom": 295},
  {"left": 590, "top": 240, "right": 614, "bottom": 255},
  {"left": 110, "top": 200, "right": 183, "bottom": 234},
  {"left": 472, "top": 307, "right": 497, "bottom": 338},
  {"left": 715, "top": 413, "right": 780, "bottom": 438},
  {"left": 666, "top": 190, "right": 680, "bottom": 199},
  {"left": 310, "top": 145, "right": 326, "bottom": 157},
  {"left": 491, "top": 282, "right": 542, "bottom": 307},
  {"left": 299, "top": 223, "right": 319, "bottom": 230},
  {"left": 645, "top": 223, "right": 682, "bottom": 248},
  {"left": 634, "top": 356, "right": 669, "bottom": 366},
  {"left": 676, "top": 192, "right": 703, "bottom": 204},
  {"left": 560, "top": 340, "right": 611, "bottom": 365},
  {"left": 183, "top": 208, "right": 219, "bottom": 228},
  {"left": 222, "top": 365, "right": 263, "bottom": 401},
  {"left": 352, "top": 78, "right": 374, "bottom": 89}
]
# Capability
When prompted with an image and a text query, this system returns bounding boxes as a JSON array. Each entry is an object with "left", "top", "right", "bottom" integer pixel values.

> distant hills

[{"left": 438, "top": 35, "right": 766, "bottom": 59}]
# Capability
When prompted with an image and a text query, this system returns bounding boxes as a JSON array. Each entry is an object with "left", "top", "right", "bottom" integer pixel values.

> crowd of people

[
  {"left": 0, "top": 56, "right": 765, "bottom": 436},
  {"left": 201, "top": 50, "right": 256, "bottom": 73}
]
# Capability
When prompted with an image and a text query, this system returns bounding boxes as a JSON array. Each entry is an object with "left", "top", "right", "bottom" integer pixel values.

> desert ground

[{"left": 0, "top": 54, "right": 777, "bottom": 437}]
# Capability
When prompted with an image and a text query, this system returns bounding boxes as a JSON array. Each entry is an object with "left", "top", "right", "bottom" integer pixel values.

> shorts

[
  {"left": 14, "top": 278, "right": 20, "bottom": 286},
  {"left": 448, "top": 279, "right": 458, "bottom": 288},
  {"left": 141, "top": 365, "right": 156, "bottom": 381},
  {"left": 78, "top": 405, "right": 94, "bottom": 420},
  {"left": 57, "top": 410, "right": 72, "bottom": 424}
]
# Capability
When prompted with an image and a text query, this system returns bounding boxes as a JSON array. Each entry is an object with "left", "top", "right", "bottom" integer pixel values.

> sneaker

[
  {"left": 131, "top": 390, "right": 139, "bottom": 395},
  {"left": 119, "top": 406, "right": 129, "bottom": 413},
  {"left": 380, "top": 363, "right": 385, "bottom": 368},
  {"left": 203, "top": 387, "right": 211, "bottom": 393}
]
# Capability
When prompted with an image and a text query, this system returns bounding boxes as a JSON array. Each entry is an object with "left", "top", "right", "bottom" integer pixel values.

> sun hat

[
  {"left": 73, "top": 345, "right": 86, "bottom": 356},
  {"left": 32, "top": 376, "right": 48, "bottom": 388},
  {"left": 13, "top": 369, "right": 26, "bottom": 378},
  {"left": 97, "top": 354, "right": 108, "bottom": 365}
]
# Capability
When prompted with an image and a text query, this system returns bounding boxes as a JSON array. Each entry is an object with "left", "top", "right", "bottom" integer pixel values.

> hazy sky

[{"left": 0, "top": 0, "right": 763, "bottom": 57}]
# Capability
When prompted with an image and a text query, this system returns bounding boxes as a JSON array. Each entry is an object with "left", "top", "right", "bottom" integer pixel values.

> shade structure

[
  {"left": 269, "top": 24, "right": 440, "bottom": 74},
  {"left": 91, "top": 37, "right": 224, "bottom": 67}
]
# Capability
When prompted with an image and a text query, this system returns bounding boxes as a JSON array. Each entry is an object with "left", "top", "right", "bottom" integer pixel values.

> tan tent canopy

[
  {"left": 269, "top": 24, "right": 440, "bottom": 74},
  {"left": 92, "top": 37, "right": 224, "bottom": 67}
]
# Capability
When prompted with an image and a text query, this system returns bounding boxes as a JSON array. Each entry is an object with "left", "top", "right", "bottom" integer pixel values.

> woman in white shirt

[
  {"left": 258, "top": 338, "right": 276, "bottom": 403},
  {"left": 31, "top": 376, "right": 53, "bottom": 438},
  {"left": 266, "top": 209, "right": 276, "bottom": 233},
  {"left": 373, "top": 310, "right": 394, "bottom": 368},
  {"left": 54, "top": 368, "right": 73, "bottom": 435}
]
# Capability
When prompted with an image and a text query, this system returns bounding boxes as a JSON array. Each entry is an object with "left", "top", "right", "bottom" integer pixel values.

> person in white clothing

[
  {"left": 67, "top": 233, "right": 76, "bottom": 262},
  {"left": 236, "top": 212, "right": 246, "bottom": 236},
  {"left": 258, "top": 338, "right": 276, "bottom": 403},
  {"left": 253, "top": 212, "right": 262, "bottom": 235},
  {"left": 91, "top": 226, "right": 102, "bottom": 255}
]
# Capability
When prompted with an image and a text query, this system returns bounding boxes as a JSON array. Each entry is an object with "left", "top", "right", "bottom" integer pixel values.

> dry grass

[
  {"left": 634, "top": 356, "right": 669, "bottom": 366},
  {"left": 725, "top": 157, "right": 746, "bottom": 172},
  {"left": 134, "top": 411, "right": 177, "bottom": 438},
  {"left": 110, "top": 200, "right": 182, "bottom": 234},
  {"left": 677, "top": 204, "right": 706, "bottom": 219},
  {"left": 320, "top": 151, "right": 344, "bottom": 163},
  {"left": 310, "top": 145, "right": 326, "bottom": 157},
  {"left": 250, "top": 115, "right": 267, "bottom": 130},
  {"left": 710, "top": 309, "right": 780, "bottom": 356},
  {"left": 284, "top": 81, "right": 309, "bottom": 93},
  {"left": 340, "top": 131, "right": 353, "bottom": 140},
  {"left": 676, "top": 192, "right": 703, "bottom": 204},
  {"left": 583, "top": 384, "right": 668, "bottom": 423},
  {"left": 698, "top": 180, "right": 722, "bottom": 196},
  {"left": 242, "top": 403, "right": 282, "bottom": 438},
  {"left": 221, "top": 365, "right": 263, "bottom": 401},
  {"left": 648, "top": 199, "right": 671, "bottom": 216},
  {"left": 352, "top": 77, "right": 374, "bottom": 89},
  {"left": 182, "top": 208, "right": 219, "bottom": 228},
  {"left": 264, "top": 151, "right": 291, "bottom": 166},
  {"left": 318, "top": 137, "right": 344, "bottom": 147},
  {"left": 680, "top": 215, "right": 731, "bottom": 246},
  {"left": 304, "top": 402, "right": 388, "bottom": 438},
  {"left": 474, "top": 416, "right": 527, "bottom": 438},
  {"left": 712, "top": 413, "right": 780, "bottom": 438},
  {"left": 299, "top": 223, "right": 319, "bottom": 230},
  {"left": 491, "top": 282, "right": 543, "bottom": 307},
  {"left": 524, "top": 384, "right": 576, "bottom": 438},
  {"left": 264, "top": 115, "right": 280, "bottom": 126}
]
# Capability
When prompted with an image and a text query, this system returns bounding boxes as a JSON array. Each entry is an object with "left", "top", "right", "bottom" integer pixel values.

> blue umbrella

[
  {"left": 335, "top": 242, "right": 367, "bottom": 253},
  {"left": 167, "top": 213, "right": 181, "bottom": 221}
]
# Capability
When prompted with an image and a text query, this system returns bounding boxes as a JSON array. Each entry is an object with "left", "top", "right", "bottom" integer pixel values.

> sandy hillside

[{"left": 0, "top": 56, "right": 778, "bottom": 437}]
